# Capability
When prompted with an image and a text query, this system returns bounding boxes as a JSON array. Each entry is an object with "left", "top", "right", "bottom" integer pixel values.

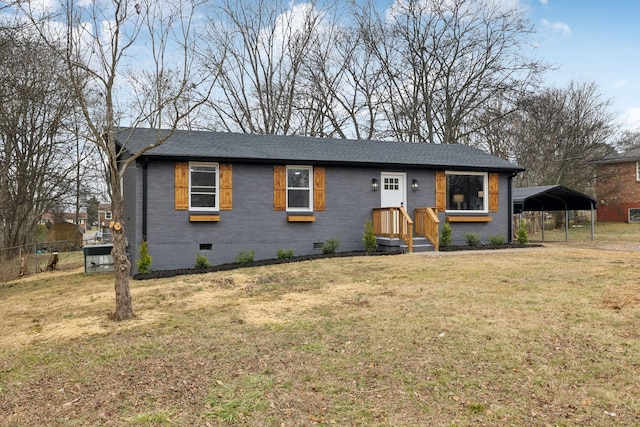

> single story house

[{"left": 119, "top": 128, "right": 523, "bottom": 273}]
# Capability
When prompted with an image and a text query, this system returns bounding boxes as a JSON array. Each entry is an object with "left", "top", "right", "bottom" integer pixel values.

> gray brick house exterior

[{"left": 119, "top": 128, "right": 523, "bottom": 273}]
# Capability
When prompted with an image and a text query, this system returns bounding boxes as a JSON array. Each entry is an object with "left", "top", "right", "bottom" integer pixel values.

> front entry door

[{"left": 380, "top": 172, "right": 406, "bottom": 208}]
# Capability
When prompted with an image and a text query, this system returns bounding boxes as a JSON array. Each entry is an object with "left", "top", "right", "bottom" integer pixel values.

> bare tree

[
  {"left": 507, "top": 81, "right": 615, "bottom": 194},
  {"left": 0, "top": 29, "right": 76, "bottom": 258},
  {"left": 354, "top": 0, "right": 546, "bottom": 143},
  {"left": 202, "top": 0, "right": 326, "bottom": 135},
  {"left": 12, "top": 0, "right": 213, "bottom": 320},
  {"left": 296, "top": 3, "right": 386, "bottom": 140}
]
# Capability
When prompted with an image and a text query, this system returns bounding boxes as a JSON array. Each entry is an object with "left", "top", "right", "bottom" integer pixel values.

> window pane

[
  {"left": 288, "top": 169, "right": 310, "bottom": 188},
  {"left": 191, "top": 166, "right": 216, "bottom": 187},
  {"left": 191, "top": 193, "right": 216, "bottom": 208},
  {"left": 288, "top": 189, "right": 310, "bottom": 208},
  {"left": 446, "top": 174, "right": 485, "bottom": 211}
]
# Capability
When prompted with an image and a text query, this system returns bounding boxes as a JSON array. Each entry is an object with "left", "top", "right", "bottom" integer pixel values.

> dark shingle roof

[
  {"left": 596, "top": 146, "right": 640, "bottom": 163},
  {"left": 117, "top": 128, "right": 523, "bottom": 172}
]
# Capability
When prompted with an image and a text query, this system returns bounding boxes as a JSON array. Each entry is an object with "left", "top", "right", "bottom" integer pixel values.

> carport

[{"left": 513, "top": 185, "right": 597, "bottom": 241}]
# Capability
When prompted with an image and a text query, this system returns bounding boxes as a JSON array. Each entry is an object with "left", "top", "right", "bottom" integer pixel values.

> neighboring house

[
  {"left": 119, "top": 128, "right": 523, "bottom": 273},
  {"left": 595, "top": 146, "right": 640, "bottom": 222},
  {"left": 41, "top": 212, "right": 88, "bottom": 233},
  {"left": 98, "top": 203, "right": 113, "bottom": 227}
]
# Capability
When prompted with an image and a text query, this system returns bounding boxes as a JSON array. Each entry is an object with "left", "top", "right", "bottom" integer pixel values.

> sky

[{"left": 526, "top": 0, "right": 640, "bottom": 131}]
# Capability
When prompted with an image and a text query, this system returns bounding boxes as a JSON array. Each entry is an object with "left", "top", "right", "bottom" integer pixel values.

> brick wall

[{"left": 596, "top": 161, "right": 640, "bottom": 222}]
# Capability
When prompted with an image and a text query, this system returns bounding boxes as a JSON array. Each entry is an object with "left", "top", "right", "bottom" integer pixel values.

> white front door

[{"left": 380, "top": 172, "right": 406, "bottom": 208}]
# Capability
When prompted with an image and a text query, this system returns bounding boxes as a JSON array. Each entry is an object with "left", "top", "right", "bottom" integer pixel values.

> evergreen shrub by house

[
  {"left": 137, "top": 240, "right": 152, "bottom": 274},
  {"left": 440, "top": 222, "right": 452, "bottom": 247},
  {"left": 195, "top": 253, "right": 210, "bottom": 269},
  {"left": 276, "top": 248, "right": 294, "bottom": 260},
  {"left": 321, "top": 238, "right": 340, "bottom": 254},
  {"left": 516, "top": 227, "right": 529, "bottom": 244},
  {"left": 363, "top": 220, "right": 378, "bottom": 253},
  {"left": 236, "top": 250, "right": 256, "bottom": 264},
  {"left": 488, "top": 235, "right": 506, "bottom": 246},
  {"left": 464, "top": 232, "right": 481, "bottom": 247}
]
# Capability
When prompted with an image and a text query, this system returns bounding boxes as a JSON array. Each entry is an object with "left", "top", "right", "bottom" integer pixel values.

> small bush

[
  {"left": 363, "top": 220, "right": 378, "bottom": 253},
  {"left": 464, "top": 232, "right": 481, "bottom": 247},
  {"left": 516, "top": 227, "right": 529, "bottom": 244},
  {"left": 276, "top": 248, "right": 294, "bottom": 260},
  {"left": 440, "top": 222, "right": 452, "bottom": 247},
  {"left": 195, "top": 253, "right": 210, "bottom": 269},
  {"left": 321, "top": 237, "right": 340, "bottom": 254},
  {"left": 488, "top": 235, "right": 506, "bottom": 246},
  {"left": 137, "top": 240, "right": 152, "bottom": 274},
  {"left": 236, "top": 249, "right": 256, "bottom": 264}
]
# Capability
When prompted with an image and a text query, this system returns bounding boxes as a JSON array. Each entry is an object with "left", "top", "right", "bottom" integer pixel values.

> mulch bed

[
  {"left": 133, "top": 251, "right": 399, "bottom": 280},
  {"left": 133, "top": 244, "right": 543, "bottom": 280}
]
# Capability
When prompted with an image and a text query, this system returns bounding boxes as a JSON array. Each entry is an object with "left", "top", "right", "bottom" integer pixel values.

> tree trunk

[{"left": 110, "top": 221, "right": 135, "bottom": 321}]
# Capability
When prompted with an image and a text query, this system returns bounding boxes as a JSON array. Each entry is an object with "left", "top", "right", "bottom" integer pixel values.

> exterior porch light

[
  {"left": 411, "top": 179, "right": 419, "bottom": 191},
  {"left": 371, "top": 178, "right": 379, "bottom": 191}
]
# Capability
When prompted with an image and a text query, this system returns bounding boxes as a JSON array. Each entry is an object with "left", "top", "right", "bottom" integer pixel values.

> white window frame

[
  {"left": 445, "top": 171, "right": 488, "bottom": 213},
  {"left": 636, "top": 161, "right": 640, "bottom": 181},
  {"left": 189, "top": 161, "right": 219, "bottom": 211},
  {"left": 286, "top": 165, "right": 313, "bottom": 212},
  {"left": 105, "top": 211, "right": 112, "bottom": 220}
]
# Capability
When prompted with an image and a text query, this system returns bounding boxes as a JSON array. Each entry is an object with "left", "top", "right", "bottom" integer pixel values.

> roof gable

[{"left": 117, "top": 128, "right": 523, "bottom": 172}]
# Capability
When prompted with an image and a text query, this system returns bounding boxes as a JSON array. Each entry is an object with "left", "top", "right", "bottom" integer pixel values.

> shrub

[
  {"left": 195, "top": 253, "right": 210, "bottom": 269},
  {"left": 362, "top": 220, "right": 378, "bottom": 253},
  {"left": 276, "top": 248, "right": 294, "bottom": 260},
  {"left": 464, "top": 232, "right": 481, "bottom": 247},
  {"left": 236, "top": 249, "right": 256, "bottom": 264},
  {"left": 440, "top": 222, "right": 452, "bottom": 247},
  {"left": 321, "top": 237, "right": 340, "bottom": 254},
  {"left": 137, "top": 240, "right": 153, "bottom": 274},
  {"left": 488, "top": 235, "right": 506, "bottom": 246},
  {"left": 516, "top": 227, "right": 529, "bottom": 244}
]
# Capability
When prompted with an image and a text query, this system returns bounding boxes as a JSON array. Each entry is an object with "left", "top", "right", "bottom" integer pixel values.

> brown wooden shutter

[
  {"left": 220, "top": 163, "right": 233, "bottom": 210},
  {"left": 175, "top": 162, "right": 189, "bottom": 210},
  {"left": 435, "top": 170, "right": 446, "bottom": 211},
  {"left": 274, "top": 165, "right": 286, "bottom": 210},
  {"left": 489, "top": 173, "right": 499, "bottom": 212},
  {"left": 313, "top": 167, "right": 326, "bottom": 211}
]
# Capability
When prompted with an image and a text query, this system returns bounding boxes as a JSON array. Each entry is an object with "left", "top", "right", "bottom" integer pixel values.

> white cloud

[
  {"left": 621, "top": 107, "right": 640, "bottom": 130},
  {"left": 539, "top": 0, "right": 549, "bottom": 5},
  {"left": 540, "top": 19, "right": 571, "bottom": 37}
]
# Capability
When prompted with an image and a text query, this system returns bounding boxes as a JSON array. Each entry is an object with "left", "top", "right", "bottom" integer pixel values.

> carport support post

[
  {"left": 591, "top": 203, "right": 595, "bottom": 241},
  {"left": 541, "top": 211, "right": 545, "bottom": 241},
  {"left": 564, "top": 209, "right": 569, "bottom": 242}
]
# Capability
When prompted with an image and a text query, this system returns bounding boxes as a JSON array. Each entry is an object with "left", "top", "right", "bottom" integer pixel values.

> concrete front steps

[{"left": 376, "top": 236, "right": 434, "bottom": 253}]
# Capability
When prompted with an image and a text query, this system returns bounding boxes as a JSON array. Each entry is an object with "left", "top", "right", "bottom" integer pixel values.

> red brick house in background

[{"left": 595, "top": 146, "right": 640, "bottom": 222}]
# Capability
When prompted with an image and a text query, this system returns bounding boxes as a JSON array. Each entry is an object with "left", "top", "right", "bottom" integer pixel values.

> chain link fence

[{"left": 0, "top": 237, "right": 105, "bottom": 283}]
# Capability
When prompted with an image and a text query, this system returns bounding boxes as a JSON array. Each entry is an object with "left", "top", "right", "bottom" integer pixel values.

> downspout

[
  {"left": 590, "top": 200, "right": 595, "bottom": 241},
  {"left": 508, "top": 172, "right": 515, "bottom": 243},
  {"left": 142, "top": 158, "right": 148, "bottom": 242}
]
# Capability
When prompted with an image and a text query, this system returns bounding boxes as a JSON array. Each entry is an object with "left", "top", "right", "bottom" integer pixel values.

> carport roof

[{"left": 513, "top": 185, "right": 597, "bottom": 214}]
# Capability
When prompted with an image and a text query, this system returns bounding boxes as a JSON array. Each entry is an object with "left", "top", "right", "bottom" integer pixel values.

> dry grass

[{"left": 1, "top": 225, "right": 639, "bottom": 426}]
